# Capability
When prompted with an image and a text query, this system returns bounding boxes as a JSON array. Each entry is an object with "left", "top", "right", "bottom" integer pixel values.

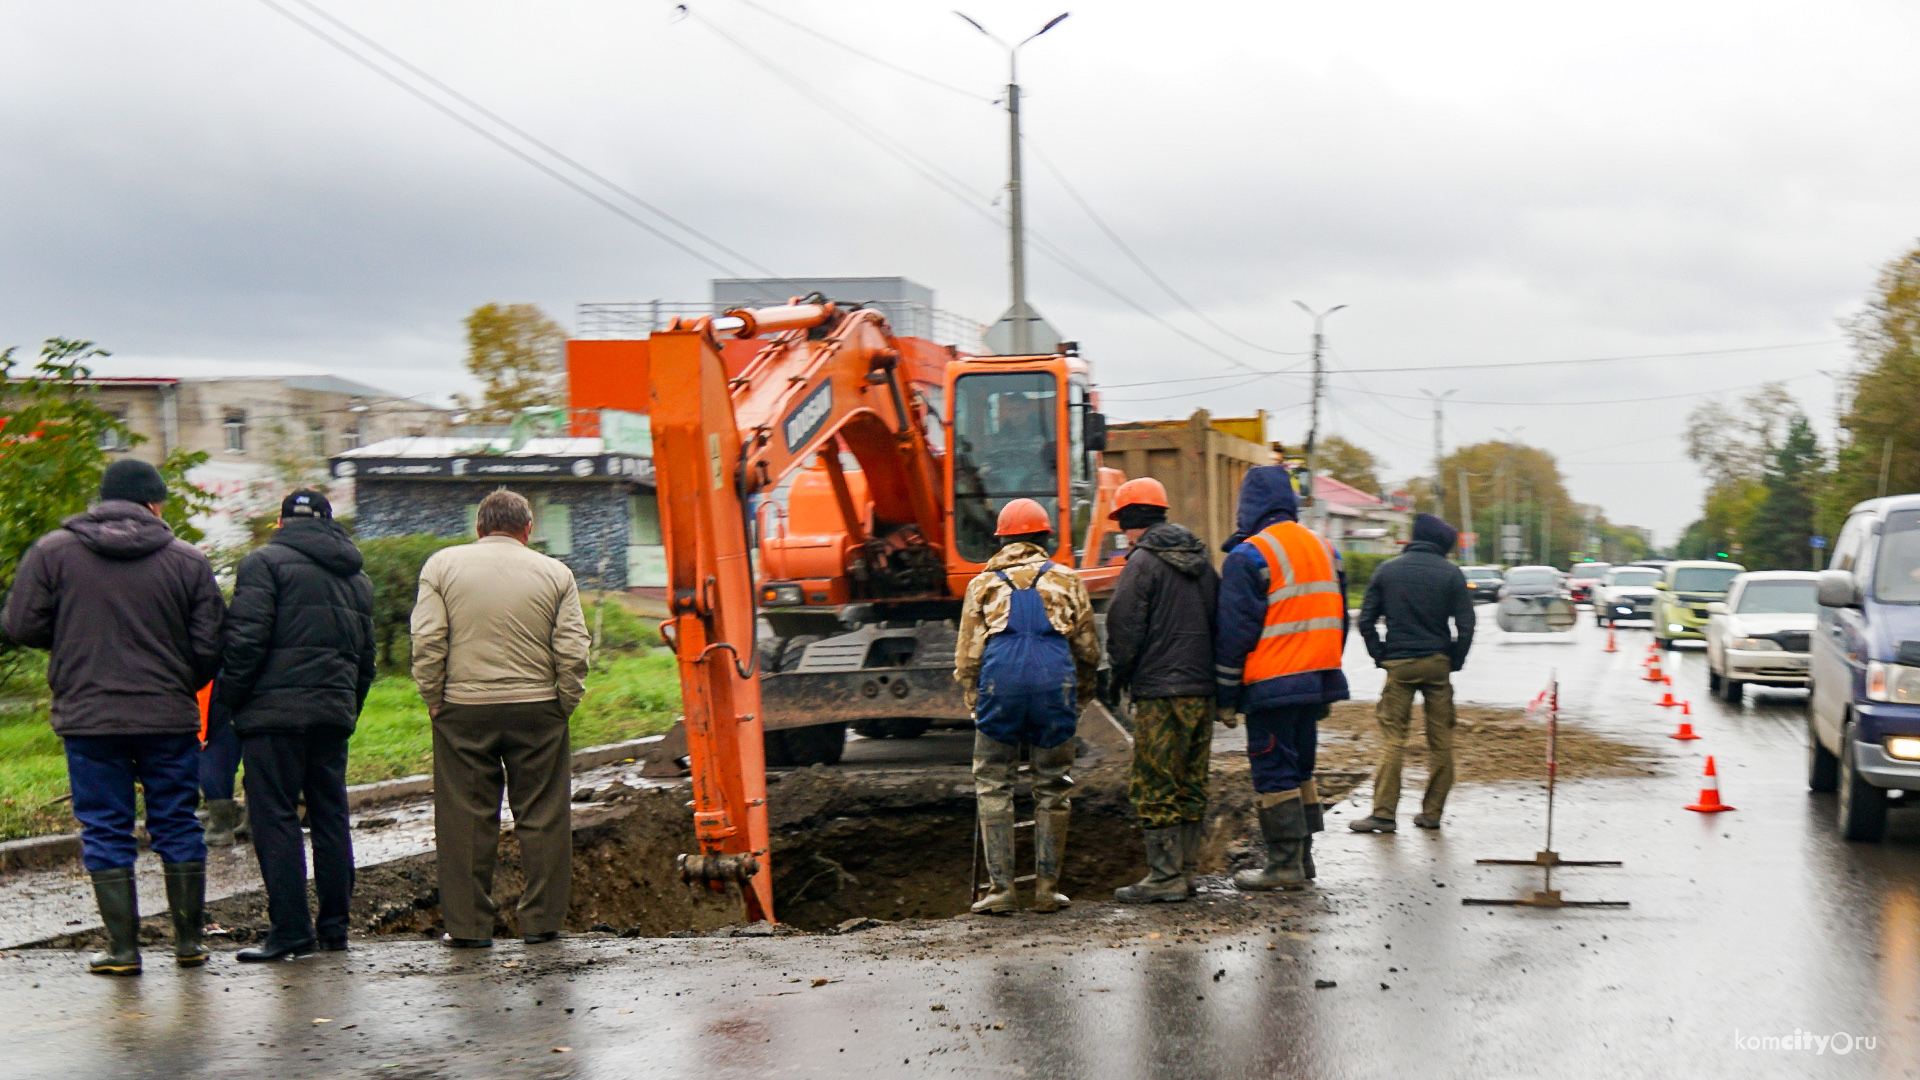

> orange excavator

[{"left": 649, "top": 296, "right": 1128, "bottom": 922}]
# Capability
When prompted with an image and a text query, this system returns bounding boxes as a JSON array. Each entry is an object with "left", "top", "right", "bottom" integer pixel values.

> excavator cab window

[
  {"left": 951, "top": 371, "right": 1061, "bottom": 562},
  {"left": 1068, "top": 377, "right": 1093, "bottom": 557}
]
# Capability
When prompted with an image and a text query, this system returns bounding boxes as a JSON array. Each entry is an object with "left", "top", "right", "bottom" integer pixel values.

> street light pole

[
  {"left": 1421, "top": 388, "right": 1457, "bottom": 514},
  {"left": 1293, "top": 301, "right": 1347, "bottom": 537},
  {"left": 957, "top": 11, "right": 1068, "bottom": 355},
  {"left": 1494, "top": 426, "right": 1525, "bottom": 565}
]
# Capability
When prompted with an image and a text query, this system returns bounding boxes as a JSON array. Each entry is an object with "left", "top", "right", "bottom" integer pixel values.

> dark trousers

[
  {"left": 65, "top": 733, "right": 205, "bottom": 871},
  {"left": 432, "top": 700, "right": 573, "bottom": 940},
  {"left": 1245, "top": 704, "right": 1325, "bottom": 794},
  {"left": 241, "top": 730, "right": 354, "bottom": 945},
  {"left": 199, "top": 701, "right": 241, "bottom": 801}
]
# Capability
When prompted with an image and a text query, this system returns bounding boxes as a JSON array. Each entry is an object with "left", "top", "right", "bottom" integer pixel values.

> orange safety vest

[{"left": 1241, "top": 521, "right": 1344, "bottom": 684}]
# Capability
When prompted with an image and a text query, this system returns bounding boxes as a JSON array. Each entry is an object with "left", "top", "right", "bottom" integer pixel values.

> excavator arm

[{"left": 649, "top": 301, "right": 948, "bottom": 922}]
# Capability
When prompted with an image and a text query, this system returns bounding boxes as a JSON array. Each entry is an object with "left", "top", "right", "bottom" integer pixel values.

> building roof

[
  {"left": 338, "top": 436, "right": 606, "bottom": 458},
  {"left": 1313, "top": 474, "right": 1390, "bottom": 510}
]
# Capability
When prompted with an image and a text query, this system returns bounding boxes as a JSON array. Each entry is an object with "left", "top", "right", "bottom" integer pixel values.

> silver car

[
  {"left": 1592, "top": 565, "right": 1662, "bottom": 627},
  {"left": 1704, "top": 571, "right": 1818, "bottom": 703}
]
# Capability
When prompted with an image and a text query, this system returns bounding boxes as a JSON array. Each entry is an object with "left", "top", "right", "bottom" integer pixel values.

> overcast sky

[{"left": 5, "top": 0, "right": 1918, "bottom": 541}]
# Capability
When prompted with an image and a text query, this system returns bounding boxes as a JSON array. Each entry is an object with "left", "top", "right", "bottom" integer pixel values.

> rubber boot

[
  {"left": 1232, "top": 798, "right": 1311, "bottom": 892},
  {"left": 86, "top": 868, "right": 142, "bottom": 976},
  {"left": 1179, "top": 819, "right": 1205, "bottom": 885},
  {"left": 1300, "top": 781, "right": 1324, "bottom": 881},
  {"left": 202, "top": 799, "right": 244, "bottom": 848},
  {"left": 164, "top": 861, "right": 208, "bottom": 966},
  {"left": 970, "top": 815, "right": 1018, "bottom": 915},
  {"left": 1031, "top": 809, "right": 1072, "bottom": 913},
  {"left": 1114, "top": 827, "right": 1188, "bottom": 904}
]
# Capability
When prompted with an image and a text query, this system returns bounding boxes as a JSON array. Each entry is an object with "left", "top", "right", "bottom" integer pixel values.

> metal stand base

[
  {"left": 1476, "top": 849, "right": 1621, "bottom": 868},
  {"left": 1463, "top": 889, "right": 1630, "bottom": 909}
]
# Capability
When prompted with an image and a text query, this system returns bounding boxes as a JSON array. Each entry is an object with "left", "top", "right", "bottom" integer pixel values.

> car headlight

[
  {"left": 760, "top": 582, "right": 804, "bottom": 607},
  {"left": 1865, "top": 661, "right": 1920, "bottom": 704},
  {"left": 1732, "top": 637, "right": 1782, "bottom": 652},
  {"left": 1885, "top": 736, "right": 1920, "bottom": 761},
  {"left": 1615, "top": 605, "right": 1634, "bottom": 614},
  {"left": 1668, "top": 623, "right": 1685, "bottom": 633}
]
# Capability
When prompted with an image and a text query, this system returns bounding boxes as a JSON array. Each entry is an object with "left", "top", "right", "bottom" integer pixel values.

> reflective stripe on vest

[{"left": 1242, "top": 522, "right": 1344, "bottom": 683}]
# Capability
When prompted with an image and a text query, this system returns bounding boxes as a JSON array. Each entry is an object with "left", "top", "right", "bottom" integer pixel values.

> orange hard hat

[
  {"left": 1109, "top": 477, "right": 1170, "bottom": 519},
  {"left": 994, "top": 498, "right": 1053, "bottom": 536}
]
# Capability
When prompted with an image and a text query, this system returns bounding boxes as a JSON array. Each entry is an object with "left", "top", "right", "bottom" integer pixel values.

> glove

[{"left": 1216, "top": 706, "right": 1241, "bottom": 729}]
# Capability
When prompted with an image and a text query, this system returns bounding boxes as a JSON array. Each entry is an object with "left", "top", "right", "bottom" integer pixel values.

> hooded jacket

[
  {"left": 1, "top": 500, "right": 225, "bottom": 737},
  {"left": 1357, "top": 513, "right": 1476, "bottom": 668},
  {"left": 1213, "top": 467, "right": 1350, "bottom": 712},
  {"left": 954, "top": 541, "right": 1103, "bottom": 712},
  {"left": 1105, "top": 522, "right": 1219, "bottom": 700},
  {"left": 220, "top": 517, "right": 377, "bottom": 734}
]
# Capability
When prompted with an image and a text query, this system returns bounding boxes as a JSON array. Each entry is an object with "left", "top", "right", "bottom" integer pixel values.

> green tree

[
  {"left": 1314, "top": 434, "right": 1382, "bottom": 496},
  {"left": 1743, "top": 415, "right": 1823, "bottom": 570},
  {"left": 1825, "top": 243, "right": 1920, "bottom": 531},
  {"left": 1434, "top": 440, "right": 1594, "bottom": 566},
  {"left": 1679, "top": 381, "right": 1803, "bottom": 562},
  {"left": 0, "top": 340, "right": 213, "bottom": 610},
  {"left": 453, "top": 303, "right": 566, "bottom": 424},
  {"left": 358, "top": 535, "right": 471, "bottom": 669}
]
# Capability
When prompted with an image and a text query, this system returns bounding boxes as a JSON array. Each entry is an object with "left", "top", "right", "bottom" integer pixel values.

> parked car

[
  {"left": 1566, "top": 561, "right": 1613, "bottom": 603},
  {"left": 1704, "top": 571, "right": 1818, "bottom": 703},
  {"left": 1462, "top": 565, "right": 1503, "bottom": 603},
  {"left": 1809, "top": 494, "right": 1920, "bottom": 842},
  {"left": 1495, "top": 564, "right": 1577, "bottom": 632},
  {"left": 1592, "top": 565, "right": 1662, "bottom": 626},
  {"left": 1652, "top": 560, "right": 1745, "bottom": 647}
]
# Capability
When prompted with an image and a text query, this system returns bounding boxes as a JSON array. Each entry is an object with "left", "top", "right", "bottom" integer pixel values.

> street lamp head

[
  {"left": 1031, "top": 12, "right": 1070, "bottom": 40},
  {"left": 954, "top": 11, "right": 1001, "bottom": 44}
]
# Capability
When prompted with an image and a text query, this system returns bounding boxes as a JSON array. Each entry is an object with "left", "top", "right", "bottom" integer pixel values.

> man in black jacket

[
  {"left": 221, "top": 490, "right": 375, "bottom": 960},
  {"left": 1351, "top": 513, "right": 1475, "bottom": 833},
  {"left": 1103, "top": 479, "right": 1222, "bottom": 904},
  {"left": 1, "top": 459, "right": 225, "bottom": 974}
]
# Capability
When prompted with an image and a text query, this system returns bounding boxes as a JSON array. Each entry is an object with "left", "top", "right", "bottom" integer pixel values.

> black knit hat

[
  {"left": 281, "top": 490, "right": 332, "bottom": 519},
  {"left": 99, "top": 459, "right": 169, "bottom": 505}
]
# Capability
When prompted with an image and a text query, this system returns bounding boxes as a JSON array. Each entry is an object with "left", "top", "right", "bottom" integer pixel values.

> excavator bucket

[{"left": 649, "top": 322, "right": 775, "bottom": 923}]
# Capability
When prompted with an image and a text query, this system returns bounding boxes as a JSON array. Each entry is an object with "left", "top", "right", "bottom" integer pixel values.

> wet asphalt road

[{"left": 3, "top": 611, "right": 1918, "bottom": 1079}]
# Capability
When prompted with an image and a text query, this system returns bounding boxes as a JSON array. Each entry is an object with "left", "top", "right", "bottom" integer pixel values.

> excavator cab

[{"left": 946, "top": 355, "right": 1108, "bottom": 575}]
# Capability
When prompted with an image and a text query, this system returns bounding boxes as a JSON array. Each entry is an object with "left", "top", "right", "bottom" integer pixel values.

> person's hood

[
  {"left": 62, "top": 500, "right": 177, "bottom": 560},
  {"left": 1134, "top": 522, "right": 1210, "bottom": 577},
  {"left": 1221, "top": 466, "right": 1298, "bottom": 553},
  {"left": 271, "top": 517, "right": 364, "bottom": 576},
  {"left": 984, "top": 541, "right": 1055, "bottom": 573},
  {"left": 1411, "top": 513, "right": 1457, "bottom": 554}
]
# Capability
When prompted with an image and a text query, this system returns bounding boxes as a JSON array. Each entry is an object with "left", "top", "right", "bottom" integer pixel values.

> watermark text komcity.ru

[{"left": 1733, "top": 1029, "right": 1877, "bottom": 1054}]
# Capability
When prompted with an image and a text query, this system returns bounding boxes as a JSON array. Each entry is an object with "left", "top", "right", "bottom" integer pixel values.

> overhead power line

[
  {"left": 252, "top": 0, "right": 769, "bottom": 278},
  {"left": 731, "top": 0, "right": 993, "bottom": 102}
]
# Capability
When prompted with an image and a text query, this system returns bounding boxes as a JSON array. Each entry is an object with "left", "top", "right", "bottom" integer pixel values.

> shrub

[
  {"left": 586, "top": 597, "right": 662, "bottom": 656},
  {"left": 358, "top": 535, "right": 471, "bottom": 669},
  {"left": 1342, "top": 551, "right": 1394, "bottom": 592}
]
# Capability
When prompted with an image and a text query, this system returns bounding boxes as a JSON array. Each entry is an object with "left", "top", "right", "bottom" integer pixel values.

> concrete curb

[{"left": 0, "top": 734, "right": 669, "bottom": 873}]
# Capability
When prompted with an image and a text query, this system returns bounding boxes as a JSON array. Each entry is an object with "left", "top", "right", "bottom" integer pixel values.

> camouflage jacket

[{"left": 953, "top": 542, "right": 1102, "bottom": 711}]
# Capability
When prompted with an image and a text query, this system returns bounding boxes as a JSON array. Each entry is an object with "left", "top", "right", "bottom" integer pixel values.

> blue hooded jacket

[{"left": 1214, "top": 466, "right": 1350, "bottom": 712}]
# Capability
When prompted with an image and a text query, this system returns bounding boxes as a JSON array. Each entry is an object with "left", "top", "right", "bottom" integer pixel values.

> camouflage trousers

[{"left": 1127, "top": 696, "right": 1214, "bottom": 829}]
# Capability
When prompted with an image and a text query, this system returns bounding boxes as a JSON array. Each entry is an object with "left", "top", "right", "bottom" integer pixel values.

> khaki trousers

[
  {"left": 1371, "top": 653, "right": 1456, "bottom": 820},
  {"left": 432, "top": 699, "right": 573, "bottom": 939}
]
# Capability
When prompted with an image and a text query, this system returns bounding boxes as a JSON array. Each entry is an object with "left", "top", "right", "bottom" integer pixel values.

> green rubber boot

[
  {"left": 1031, "top": 809, "right": 1072, "bottom": 913},
  {"left": 87, "top": 868, "right": 142, "bottom": 976},
  {"left": 1232, "top": 798, "right": 1311, "bottom": 892},
  {"left": 164, "top": 861, "right": 208, "bottom": 966},
  {"left": 970, "top": 815, "right": 1018, "bottom": 915},
  {"left": 1114, "top": 827, "right": 1188, "bottom": 903}
]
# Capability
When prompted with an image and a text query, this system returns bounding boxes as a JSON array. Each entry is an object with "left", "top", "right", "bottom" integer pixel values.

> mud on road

[{"left": 29, "top": 703, "right": 1653, "bottom": 954}]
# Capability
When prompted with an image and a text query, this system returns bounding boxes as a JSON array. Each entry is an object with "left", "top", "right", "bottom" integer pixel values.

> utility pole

[
  {"left": 1421, "top": 389, "right": 1457, "bottom": 512},
  {"left": 958, "top": 11, "right": 1068, "bottom": 355},
  {"left": 1494, "top": 427, "right": 1524, "bottom": 565},
  {"left": 1294, "top": 301, "right": 1347, "bottom": 537},
  {"left": 1458, "top": 466, "right": 1475, "bottom": 563}
]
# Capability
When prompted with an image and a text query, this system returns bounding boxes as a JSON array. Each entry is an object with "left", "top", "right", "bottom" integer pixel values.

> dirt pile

[{"left": 1313, "top": 700, "right": 1658, "bottom": 783}]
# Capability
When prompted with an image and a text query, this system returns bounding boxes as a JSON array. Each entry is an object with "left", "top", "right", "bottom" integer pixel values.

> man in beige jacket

[{"left": 411, "top": 489, "right": 591, "bottom": 947}]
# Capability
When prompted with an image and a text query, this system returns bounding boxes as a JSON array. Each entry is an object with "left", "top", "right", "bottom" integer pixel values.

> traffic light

[{"left": 1716, "top": 551, "right": 1729, "bottom": 559}]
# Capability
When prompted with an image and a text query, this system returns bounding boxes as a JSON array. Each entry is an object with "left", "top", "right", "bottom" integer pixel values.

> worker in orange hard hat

[
  {"left": 1104, "top": 475, "right": 1222, "bottom": 905},
  {"left": 953, "top": 498, "right": 1100, "bottom": 915}
]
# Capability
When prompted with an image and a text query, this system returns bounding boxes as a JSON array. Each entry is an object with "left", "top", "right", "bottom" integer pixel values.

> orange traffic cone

[
  {"left": 1669, "top": 703, "right": 1699, "bottom": 739},
  {"left": 1645, "top": 652, "right": 1665, "bottom": 682},
  {"left": 1604, "top": 630, "right": 1618, "bottom": 653},
  {"left": 1656, "top": 689, "right": 1679, "bottom": 707},
  {"left": 1685, "top": 756, "right": 1734, "bottom": 813}
]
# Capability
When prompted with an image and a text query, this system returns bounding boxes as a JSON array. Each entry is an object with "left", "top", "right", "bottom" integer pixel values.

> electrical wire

[
  {"left": 731, "top": 0, "right": 994, "bottom": 102},
  {"left": 1321, "top": 371, "right": 1823, "bottom": 407},
  {"left": 251, "top": 0, "right": 759, "bottom": 278},
  {"left": 1329, "top": 339, "right": 1838, "bottom": 375}
]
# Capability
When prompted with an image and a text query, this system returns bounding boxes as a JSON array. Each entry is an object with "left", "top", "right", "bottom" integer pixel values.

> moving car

[
  {"left": 1704, "top": 571, "right": 1818, "bottom": 703},
  {"left": 1566, "top": 561, "right": 1612, "bottom": 603},
  {"left": 1652, "top": 560, "right": 1745, "bottom": 647},
  {"left": 1592, "top": 565, "right": 1662, "bottom": 626},
  {"left": 1462, "top": 565, "right": 1503, "bottom": 603},
  {"left": 1809, "top": 494, "right": 1920, "bottom": 842},
  {"left": 1495, "top": 564, "right": 1577, "bottom": 632}
]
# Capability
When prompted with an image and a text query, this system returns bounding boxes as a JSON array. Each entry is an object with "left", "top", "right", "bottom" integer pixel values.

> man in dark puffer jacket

[
  {"left": 1103, "top": 478, "right": 1221, "bottom": 905},
  {"left": 220, "top": 490, "right": 375, "bottom": 960},
  {"left": 1351, "top": 513, "right": 1475, "bottom": 833}
]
